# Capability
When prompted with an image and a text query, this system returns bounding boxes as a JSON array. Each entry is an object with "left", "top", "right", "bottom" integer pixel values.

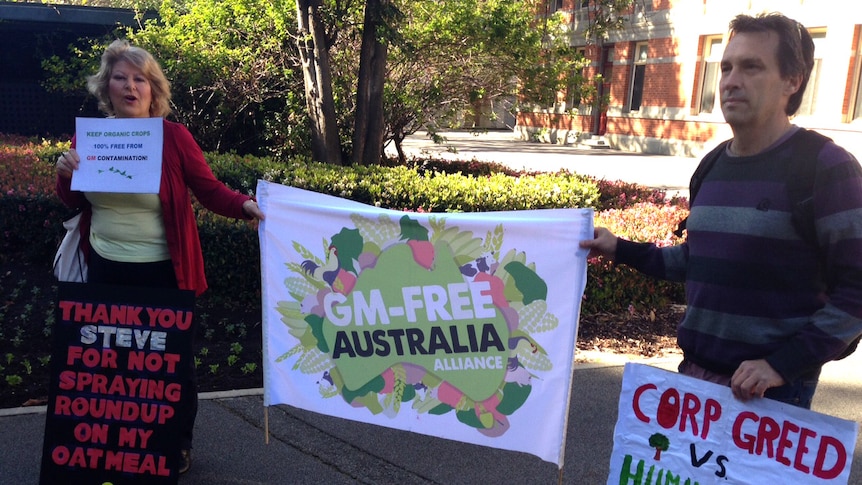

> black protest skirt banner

[{"left": 39, "top": 282, "right": 195, "bottom": 485}]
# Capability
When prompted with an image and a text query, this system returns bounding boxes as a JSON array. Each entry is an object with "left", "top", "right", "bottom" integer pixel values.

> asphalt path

[{"left": 3, "top": 353, "right": 861, "bottom": 484}]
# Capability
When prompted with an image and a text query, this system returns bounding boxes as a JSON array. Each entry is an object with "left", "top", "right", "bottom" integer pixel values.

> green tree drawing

[{"left": 649, "top": 432, "right": 670, "bottom": 461}]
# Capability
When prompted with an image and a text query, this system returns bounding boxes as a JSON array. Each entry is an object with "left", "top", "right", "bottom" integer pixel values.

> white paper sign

[
  {"left": 609, "top": 363, "right": 858, "bottom": 484},
  {"left": 71, "top": 117, "right": 164, "bottom": 193}
]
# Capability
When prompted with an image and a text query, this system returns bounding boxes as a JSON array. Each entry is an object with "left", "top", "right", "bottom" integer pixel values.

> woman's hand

[
  {"left": 56, "top": 149, "right": 80, "bottom": 179},
  {"left": 242, "top": 199, "right": 265, "bottom": 225}
]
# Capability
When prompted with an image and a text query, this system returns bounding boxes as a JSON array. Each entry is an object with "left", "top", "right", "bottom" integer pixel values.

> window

[
  {"left": 629, "top": 42, "right": 648, "bottom": 111},
  {"left": 576, "top": 0, "right": 590, "bottom": 22},
  {"left": 796, "top": 31, "right": 825, "bottom": 117},
  {"left": 698, "top": 36, "right": 723, "bottom": 114},
  {"left": 548, "top": 0, "right": 564, "bottom": 12}
]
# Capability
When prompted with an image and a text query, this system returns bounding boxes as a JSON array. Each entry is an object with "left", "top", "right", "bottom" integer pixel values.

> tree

[
  {"left": 129, "top": 0, "right": 302, "bottom": 154},
  {"left": 296, "top": 0, "right": 343, "bottom": 164},
  {"left": 580, "top": 0, "right": 638, "bottom": 42},
  {"left": 39, "top": 0, "right": 645, "bottom": 162},
  {"left": 572, "top": 0, "right": 650, "bottom": 133},
  {"left": 42, "top": 0, "right": 308, "bottom": 156},
  {"left": 519, "top": 6, "right": 591, "bottom": 110},
  {"left": 648, "top": 432, "right": 670, "bottom": 461},
  {"left": 383, "top": 0, "right": 547, "bottom": 164},
  {"left": 350, "top": 0, "right": 399, "bottom": 165}
]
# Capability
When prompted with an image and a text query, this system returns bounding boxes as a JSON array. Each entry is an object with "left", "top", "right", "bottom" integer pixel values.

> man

[{"left": 580, "top": 12, "right": 862, "bottom": 409}]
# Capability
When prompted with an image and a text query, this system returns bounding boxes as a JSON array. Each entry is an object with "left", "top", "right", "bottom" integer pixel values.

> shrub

[
  {"left": 582, "top": 203, "right": 688, "bottom": 314},
  {"left": 0, "top": 136, "right": 71, "bottom": 264},
  {"left": 592, "top": 178, "right": 687, "bottom": 211},
  {"left": 0, "top": 134, "right": 686, "bottom": 314}
]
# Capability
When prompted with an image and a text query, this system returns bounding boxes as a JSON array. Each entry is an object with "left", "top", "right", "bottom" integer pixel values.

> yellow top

[{"left": 85, "top": 192, "right": 170, "bottom": 262}]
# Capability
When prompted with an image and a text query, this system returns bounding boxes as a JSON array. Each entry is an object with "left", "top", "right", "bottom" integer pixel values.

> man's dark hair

[{"left": 729, "top": 12, "right": 815, "bottom": 115}]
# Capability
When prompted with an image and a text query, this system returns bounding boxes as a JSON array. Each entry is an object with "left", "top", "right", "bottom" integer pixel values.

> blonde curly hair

[{"left": 86, "top": 39, "right": 172, "bottom": 118}]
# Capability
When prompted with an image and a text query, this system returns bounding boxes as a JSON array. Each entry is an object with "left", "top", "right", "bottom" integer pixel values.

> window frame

[
  {"left": 628, "top": 42, "right": 649, "bottom": 112},
  {"left": 796, "top": 29, "right": 826, "bottom": 117},
  {"left": 697, "top": 35, "right": 724, "bottom": 115},
  {"left": 853, "top": 29, "right": 862, "bottom": 121}
]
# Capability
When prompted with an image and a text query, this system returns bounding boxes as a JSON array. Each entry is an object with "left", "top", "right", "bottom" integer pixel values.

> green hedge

[{"left": 1, "top": 135, "right": 685, "bottom": 314}]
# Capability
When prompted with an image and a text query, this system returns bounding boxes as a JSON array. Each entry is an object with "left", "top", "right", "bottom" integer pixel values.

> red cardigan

[{"left": 56, "top": 119, "right": 252, "bottom": 296}]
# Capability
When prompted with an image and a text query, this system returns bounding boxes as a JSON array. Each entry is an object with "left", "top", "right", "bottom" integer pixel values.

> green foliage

[
  {"left": 0, "top": 134, "right": 685, "bottom": 318},
  {"left": 29, "top": 0, "right": 161, "bottom": 9},
  {"left": 270, "top": 161, "right": 600, "bottom": 212},
  {"left": 518, "top": 10, "right": 591, "bottom": 109},
  {"left": 385, "top": 0, "right": 546, "bottom": 151},
  {"left": 584, "top": 0, "right": 639, "bottom": 42},
  {"left": 126, "top": 0, "right": 304, "bottom": 155},
  {"left": 41, "top": 37, "right": 112, "bottom": 98},
  {"left": 34, "top": 0, "right": 642, "bottom": 165},
  {"left": 41, "top": 0, "right": 307, "bottom": 157},
  {"left": 0, "top": 136, "right": 72, "bottom": 263}
]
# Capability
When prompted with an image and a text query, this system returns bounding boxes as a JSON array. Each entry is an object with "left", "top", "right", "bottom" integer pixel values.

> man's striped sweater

[{"left": 616, "top": 127, "right": 862, "bottom": 383}]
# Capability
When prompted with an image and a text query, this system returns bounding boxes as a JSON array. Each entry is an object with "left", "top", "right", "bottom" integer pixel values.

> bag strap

[
  {"left": 673, "top": 140, "right": 729, "bottom": 237},
  {"left": 785, "top": 129, "right": 831, "bottom": 249}
]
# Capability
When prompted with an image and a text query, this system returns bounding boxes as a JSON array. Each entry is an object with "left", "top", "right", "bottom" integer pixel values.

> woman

[{"left": 55, "top": 39, "right": 264, "bottom": 475}]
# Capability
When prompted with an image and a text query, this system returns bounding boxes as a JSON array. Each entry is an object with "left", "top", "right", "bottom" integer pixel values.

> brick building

[{"left": 516, "top": 0, "right": 862, "bottom": 158}]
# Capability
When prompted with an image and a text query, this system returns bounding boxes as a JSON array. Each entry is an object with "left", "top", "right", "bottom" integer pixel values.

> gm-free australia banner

[
  {"left": 609, "top": 363, "right": 858, "bottom": 484},
  {"left": 258, "top": 181, "right": 593, "bottom": 465},
  {"left": 40, "top": 283, "right": 194, "bottom": 485}
]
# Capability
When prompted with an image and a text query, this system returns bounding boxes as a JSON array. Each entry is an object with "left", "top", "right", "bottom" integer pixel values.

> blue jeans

[{"left": 763, "top": 369, "right": 820, "bottom": 409}]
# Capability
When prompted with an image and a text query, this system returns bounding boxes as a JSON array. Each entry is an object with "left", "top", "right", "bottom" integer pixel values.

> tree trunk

[
  {"left": 351, "top": 0, "right": 389, "bottom": 165},
  {"left": 393, "top": 131, "right": 406, "bottom": 165},
  {"left": 296, "top": 0, "right": 342, "bottom": 165}
]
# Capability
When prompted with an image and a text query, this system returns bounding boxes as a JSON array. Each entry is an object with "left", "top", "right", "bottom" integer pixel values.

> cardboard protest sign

[
  {"left": 609, "top": 363, "right": 858, "bottom": 484},
  {"left": 40, "top": 283, "right": 194, "bottom": 485},
  {"left": 72, "top": 117, "right": 164, "bottom": 193},
  {"left": 258, "top": 181, "right": 593, "bottom": 465}
]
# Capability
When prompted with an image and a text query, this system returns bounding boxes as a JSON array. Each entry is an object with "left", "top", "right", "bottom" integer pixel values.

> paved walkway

[{"left": 3, "top": 352, "right": 861, "bottom": 484}]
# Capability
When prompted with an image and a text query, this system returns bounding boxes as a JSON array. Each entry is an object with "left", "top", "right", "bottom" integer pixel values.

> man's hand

[
  {"left": 579, "top": 227, "right": 618, "bottom": 262},
  {"left": 730, "top": 359, "right": 785, "bottom": 401}
]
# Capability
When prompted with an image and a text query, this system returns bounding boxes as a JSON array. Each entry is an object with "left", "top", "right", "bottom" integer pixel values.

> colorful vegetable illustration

[
  {"left": 399, "top": 215, "right": 435, "bottom": 269},
  {"left": 277, "top": 214, "right": 559, "bottom": 435}
]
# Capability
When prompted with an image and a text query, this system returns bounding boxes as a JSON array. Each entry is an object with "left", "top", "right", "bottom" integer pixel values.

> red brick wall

[
  {"left": 518, "top": 111, "right": 593, "bottom": 132},
  {"left": 515, "top": 112, "right": 722, "bottom": 144},
  {"left": 609, "top": 117, "right": 719, "bottom": 142},
  {"left": 643, "top": 62, "right": 685, "bottom": 107}
]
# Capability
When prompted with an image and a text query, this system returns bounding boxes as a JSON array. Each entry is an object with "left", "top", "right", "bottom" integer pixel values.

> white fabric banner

[
  {"left": 257, "top": 181, "right": 593, "bottom": 465},
  {"left": 609, "top": 363, "right": 859, "bottom": 484}
]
